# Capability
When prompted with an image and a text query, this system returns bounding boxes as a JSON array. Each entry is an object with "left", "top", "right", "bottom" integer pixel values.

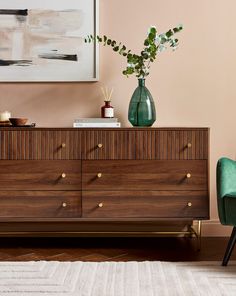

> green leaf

[
  {"left": 150, "top": 27, "right": 157, "bottom": 35},
  {"left": 165, "top": 30, "right": 173, "bottom": 38},
  {"left": 126, "top": 67, "right": 134, "bottom": 74},
  {"left": 148, "top": 32, "right": 156, "bottom": 40},
  {"left": 144, "top": 39, "right": 149, "bottom": 46}
]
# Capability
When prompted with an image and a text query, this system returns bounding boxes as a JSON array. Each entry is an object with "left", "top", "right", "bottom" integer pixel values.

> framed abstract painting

[{"left": 0, "top": 0, "right": 99, "bottom": 82}]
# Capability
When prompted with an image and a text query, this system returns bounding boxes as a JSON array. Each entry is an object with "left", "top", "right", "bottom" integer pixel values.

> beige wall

[{"left": 0, "top": 0, "right": 235, "bottom": 236}]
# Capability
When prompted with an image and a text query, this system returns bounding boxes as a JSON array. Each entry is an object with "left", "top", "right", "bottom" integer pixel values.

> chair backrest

[{"left": 217, "top": 157, "right": 236, "bottom": 224}]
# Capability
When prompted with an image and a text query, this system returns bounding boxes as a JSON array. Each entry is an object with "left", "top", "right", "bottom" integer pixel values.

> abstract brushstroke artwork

[{"left": 0, "top": 0, "right": 98, "bottom": 81}]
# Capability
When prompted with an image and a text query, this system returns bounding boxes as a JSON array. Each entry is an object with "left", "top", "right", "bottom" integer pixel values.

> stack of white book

[{"left": 73, "top": 118, "right": 121, "bottom": 128}]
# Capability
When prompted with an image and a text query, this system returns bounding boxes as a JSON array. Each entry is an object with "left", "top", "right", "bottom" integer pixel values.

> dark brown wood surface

[
  {"left": 0, "top": 128, "right": 208, "bottom": 160},
  {"left": 0, "top": 130, "right": 82, "bottom": 160},
  {"left": 0, "top": 160, "right": 81, "bottom": 190},
  {"left": 82, "top": 129, "right": 208, "bottom": 160},
  {"left": 82, "top": 191, "right": 209, "bottom": 218},
  {"left": 0, "top": 191, "right": 81, "bottom": 218},
  {"left": 0, "top": 127, "right": 210, "bottom": 235},
  {"left": 82, "top": 160, "right": 207, "bottom": 191}
]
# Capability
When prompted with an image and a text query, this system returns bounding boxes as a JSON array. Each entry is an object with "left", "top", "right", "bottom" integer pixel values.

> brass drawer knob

[
  {"left": 61, "top": 173, "right": 66, "bottom": 178},
  {"left": 187, "top": 202, "right": 192, "bottom": 207},
  {"left": 97, "top": 173, "right": 102, "bottom": 178},
  {"left": 61, "top": 143, "right": 66, "bottom": 148},
  {"left": 62, "top": 202, "right": 67, "bottom": 208},
  {"left": 187, "top": 143, "right": 192, "bottom": 148},
  {"left": 98, "top": 203, "right": 103, "bottom": 208},
  {"left": 97, "top": 143, "right": 103, "bottom": 148},
  {"left": 186, "top": 173, "right": 191, "bottom": 179}
]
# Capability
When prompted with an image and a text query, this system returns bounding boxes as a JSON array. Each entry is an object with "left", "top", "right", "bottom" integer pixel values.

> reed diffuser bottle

[{"left": 101, "top": 87, "right": 114, "bottom": 118}]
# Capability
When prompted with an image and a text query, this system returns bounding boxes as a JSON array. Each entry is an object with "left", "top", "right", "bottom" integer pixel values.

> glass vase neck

[{"left": 138, "top": 78, "right": 145, "bottom": 87}]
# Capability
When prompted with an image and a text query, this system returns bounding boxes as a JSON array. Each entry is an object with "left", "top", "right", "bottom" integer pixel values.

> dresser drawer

[
  {"left": 82, "top": 130, "right": 136, "bottom": 160},
  {"left": 82, "top": 129, "right": 208, "bottom": 160},
  {"left": 82, "top": 191, "right": 209, "bottom": 218},
  {"left": 82, "top": 160, "right": 207, "bottom": 191},
  {"left": 0, "top": 191, "right": 81, "bottom": 218},
  {"left": 0, "top": 161, "right": 81, "bottom": 190},
  {"left": 0, "top": 130, "right": 81, "bottom": 160}
]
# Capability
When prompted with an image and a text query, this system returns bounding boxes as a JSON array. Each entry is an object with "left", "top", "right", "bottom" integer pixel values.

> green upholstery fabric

[{"left": 217, "top": 158, "right": 236, "bottom": 225}]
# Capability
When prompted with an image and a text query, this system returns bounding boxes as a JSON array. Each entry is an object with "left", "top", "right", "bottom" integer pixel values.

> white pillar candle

[{"left": 0, "top": 111, "right": 11, "bottom": 122}]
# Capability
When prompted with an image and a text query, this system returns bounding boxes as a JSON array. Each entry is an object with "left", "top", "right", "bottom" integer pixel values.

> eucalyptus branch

[
  {"left": 85, "top": 24, "right": 183, "bottom": 78},
  {"left": 85, "top": 35, "right": 131, "bottom": 57}
]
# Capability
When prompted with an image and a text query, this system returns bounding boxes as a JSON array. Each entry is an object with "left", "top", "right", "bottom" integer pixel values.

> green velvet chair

[{"left": 217, "top": 157, "right": 236, "bottom": 266}]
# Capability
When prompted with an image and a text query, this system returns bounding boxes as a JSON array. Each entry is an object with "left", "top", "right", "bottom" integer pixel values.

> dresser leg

[
  {"left": 187, "top": 224, "right": 194, "bottom": 238},
  {"left": 189, "top": 221, "right": 202, "bottom": 250},
  {"left": 197, "top": 220, "right": 202, "bottom": 251}
]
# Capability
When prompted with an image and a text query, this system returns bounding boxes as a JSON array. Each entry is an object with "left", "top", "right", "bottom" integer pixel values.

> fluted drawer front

[
  {"left": 0, "top": 130, "right": 82, "bottom": 160},
  {"left": 135, "top": 129, "right": 208, "bottom": 160},
  {"left": 83, "top": 191, "right": 209, "bottom": 218},
  {"left": 82, "top": 129, "right": 208, "bottom": 160},
  {"left": 82, "top": 130, "right": 136, "bottom": 160},
  {"left": 0, "top": 128, "right": 208, "bottom": 160},
  {"left": 0, "top": 161, "right": 81, "bottom": 190},
  {"left": 0, "top": 191, "right": 81, "bottom": 218},
  {"left": 82, "top": 160, "right": 207, "bottom": 191}
]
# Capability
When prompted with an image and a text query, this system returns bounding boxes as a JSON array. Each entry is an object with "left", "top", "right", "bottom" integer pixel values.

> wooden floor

[{"left": 0, "top": 237, "right": 233, "bottom": 262}]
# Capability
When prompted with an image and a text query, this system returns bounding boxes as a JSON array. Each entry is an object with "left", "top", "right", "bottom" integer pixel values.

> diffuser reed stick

[{"left": 101, "top": 86, "right": 113, "bottom": 102}]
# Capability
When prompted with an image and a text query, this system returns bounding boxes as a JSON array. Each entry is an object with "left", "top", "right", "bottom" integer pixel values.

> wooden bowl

[{"left": 9, "top": 118, "right": 28, "bottom": 126}]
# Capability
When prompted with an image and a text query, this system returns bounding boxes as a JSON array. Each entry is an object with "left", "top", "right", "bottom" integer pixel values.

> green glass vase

[{"left": 128, "top": 79, "right": 156, "bottom": 127}]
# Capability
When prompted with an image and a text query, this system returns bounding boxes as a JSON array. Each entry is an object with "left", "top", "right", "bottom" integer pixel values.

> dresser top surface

[{"left": 0, "top": 127, "right": 210, "bottom": 131}]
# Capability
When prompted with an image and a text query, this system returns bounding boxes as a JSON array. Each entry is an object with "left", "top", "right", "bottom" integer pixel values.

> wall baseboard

[{"left": 196, "top": 220, "right": 232, "bottom": 237}]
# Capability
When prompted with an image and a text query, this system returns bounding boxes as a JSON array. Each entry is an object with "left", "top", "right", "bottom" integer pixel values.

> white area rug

[{"left": 0, "top": 261, "right": 235, "bottom": 295}]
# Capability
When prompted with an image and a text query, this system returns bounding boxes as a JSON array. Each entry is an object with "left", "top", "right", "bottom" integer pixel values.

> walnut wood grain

[
  {"left": 82, "top": 160, "right": 207, "bottom": 191},
  {"left": 0, "top": 130, "right": 82, "bottom": 160},
  {"left": 0, "top": 128, "right": 208, "bottom": 160},
  {"left": 82, "top": 129, "right": 208, "bottom": 160},
  {"left": 0, "top": 127, "right": 209, "bottom": 236},
  {"left": 82, "top": 191, "right": 209, "bottom": 219},
  {"left": 0, "top": 161, "right": 81, "bottom": 190},
  {"left": 81, "top": 130, "right": 136, "bottom": 160},
  {"left": 0, "top": 191, "right": 81, "bottom": 218}
]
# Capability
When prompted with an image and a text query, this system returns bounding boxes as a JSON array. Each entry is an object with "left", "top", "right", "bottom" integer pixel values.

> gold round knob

[
  {"left": 61, "top": 173, "right": 66, "bottom": 178},
  {"left": 187, "top": 143, "right": 192, "bottom": 148},
  {"left": 61, "top": 143, "right": 66, "bottom": 148},
  {"left": 97, "top": 143, "right": 103, "bottom": 148},
  {"left": 187, "top": 202, "right": 192, "bottom": 207},
  {"left": 62, "top": 202, "right": 67, "bottom": 208},
  {"left": 186, "top": 173, "right": 191, "bottom": 179},
  {"left": 98, "top": 203, "right": 103, "bottom": 208},
  {"left": 97, "top": 173, "right": 102, "bottom": 178}
]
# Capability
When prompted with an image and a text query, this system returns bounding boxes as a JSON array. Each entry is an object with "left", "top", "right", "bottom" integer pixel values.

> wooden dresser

[{"left": 0, "top": 127, "right": 209, "bottom": 239}]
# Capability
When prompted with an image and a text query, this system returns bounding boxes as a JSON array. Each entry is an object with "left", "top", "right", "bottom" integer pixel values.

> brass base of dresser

[{"left": 0, "top": 220, "right": 202, "bottom": 249}]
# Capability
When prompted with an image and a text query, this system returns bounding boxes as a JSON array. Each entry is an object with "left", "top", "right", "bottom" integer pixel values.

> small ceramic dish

[{"left": 9, "top": 118, "right": 28, "bottom": 126}]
